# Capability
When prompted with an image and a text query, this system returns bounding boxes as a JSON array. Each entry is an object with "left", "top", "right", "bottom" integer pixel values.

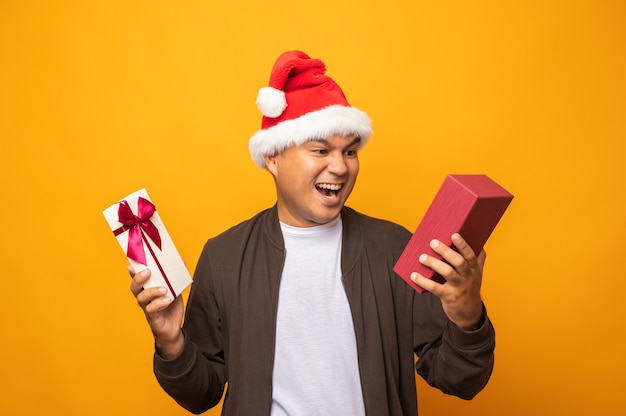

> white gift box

[{"left": 103, "top": 188, "right": 192, "bottom": 301}]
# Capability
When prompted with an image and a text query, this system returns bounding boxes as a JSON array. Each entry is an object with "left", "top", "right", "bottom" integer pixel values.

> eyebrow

[{"left": 311, "top": 136, "right": 361, "bottom": 149}]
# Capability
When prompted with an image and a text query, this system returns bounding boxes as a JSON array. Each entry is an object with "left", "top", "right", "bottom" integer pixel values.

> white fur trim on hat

[
  {"left": 248, "top": 104, "right": 373, "bottom": 168},
  {"left": 256, "top": 86, "right": 287, "bottom": 118}
]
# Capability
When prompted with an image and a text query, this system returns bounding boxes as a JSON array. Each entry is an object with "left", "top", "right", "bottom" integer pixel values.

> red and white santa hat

[{"left": 249, "top": 50, "right": 373, "bottom": 168}]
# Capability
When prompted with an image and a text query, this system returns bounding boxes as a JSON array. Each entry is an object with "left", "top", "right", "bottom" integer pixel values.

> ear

[{"left": 264, "top": 153, "right": 278, "bottom": 177}]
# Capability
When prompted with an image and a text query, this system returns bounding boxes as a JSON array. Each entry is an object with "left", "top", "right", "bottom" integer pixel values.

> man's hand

[
  {"left": 410, "top": 233, "right": 486, "bottom": 330},
  {"left": 129, "top": 266, "right": 185, "bottom": 358}
]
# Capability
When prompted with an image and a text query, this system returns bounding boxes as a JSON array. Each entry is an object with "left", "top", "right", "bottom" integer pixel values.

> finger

[
  {"left": 136, "top": 286, "right": 170, "bottom": 309},
  {"left": 477, "top": 249, "right": 487, "bottom": 268},
  {"left": 451, "top": 233, "right": 478, "bottom": 267},
  {"left": 418, "top": 252, "right": 454, "bottom": 279},
  {"left": 429, "top": 239, "right": 466, "bottom": 273},
  {"left": 130, "top": 268, "right": 151, "bottom": 297},
  {"left": 410, "top": 272, "right": 444, "bottom": 296},
  {"left": 142, "top": 289, "right": 173, "bottom": 314}
]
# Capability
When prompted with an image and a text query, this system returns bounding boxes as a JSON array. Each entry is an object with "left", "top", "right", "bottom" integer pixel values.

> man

[{"left": 130, "top": 50, "right": 495, "bottom": 415}]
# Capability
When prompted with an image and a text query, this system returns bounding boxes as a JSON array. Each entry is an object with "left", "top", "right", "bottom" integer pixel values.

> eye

[
  {"left": 344, "top": 148, "right": 358, "bottom": 157},
  {"left": 312, "top": 148, "right": 329, "bottom": 155}
]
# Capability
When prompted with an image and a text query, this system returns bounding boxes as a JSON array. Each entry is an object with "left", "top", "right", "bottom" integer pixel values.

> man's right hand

[{"left": 129, "top": 266, "right": 185, "bottom": 359}]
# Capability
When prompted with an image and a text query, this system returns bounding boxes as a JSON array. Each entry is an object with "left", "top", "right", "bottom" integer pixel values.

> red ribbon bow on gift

[{"left": 114, "top": 197, "right": 162, "bottom": 266}]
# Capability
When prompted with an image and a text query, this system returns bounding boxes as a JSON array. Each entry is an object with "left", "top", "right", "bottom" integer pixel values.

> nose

[{"left": 327, "top": 151, "right": 348, "bottom": 176}]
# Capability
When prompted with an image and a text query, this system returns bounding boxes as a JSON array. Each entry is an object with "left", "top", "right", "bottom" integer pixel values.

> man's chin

[{"left": 309, "top": 207, "right": 343, "bottom": 225}]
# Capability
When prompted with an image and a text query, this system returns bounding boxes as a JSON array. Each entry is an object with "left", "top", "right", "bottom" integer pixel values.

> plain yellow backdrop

[{"left": 1, "top": 1, "right": 625, "bottom": 415}]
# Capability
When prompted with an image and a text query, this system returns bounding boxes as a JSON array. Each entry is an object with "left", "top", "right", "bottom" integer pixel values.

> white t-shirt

[{"left": 271, "top": 216, "right": 366, "bottom": 416}]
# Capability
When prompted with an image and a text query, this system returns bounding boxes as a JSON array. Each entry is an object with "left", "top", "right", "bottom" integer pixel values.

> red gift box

[{"left": 394, "top": 174, "right": 513, "bottom": 293}]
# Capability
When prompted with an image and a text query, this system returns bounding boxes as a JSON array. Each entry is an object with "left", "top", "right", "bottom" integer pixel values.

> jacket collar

[
  {"left": 339, "top": 206, "right": 363, "bottom": 276},
  {"left": 263, "top": 204, "right": 363, "bottom": 275}
]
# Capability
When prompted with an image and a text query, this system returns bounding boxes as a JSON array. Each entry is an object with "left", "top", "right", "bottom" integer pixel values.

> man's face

[{"left": 265, "top": 134, "right": 360, "bottom": 227}]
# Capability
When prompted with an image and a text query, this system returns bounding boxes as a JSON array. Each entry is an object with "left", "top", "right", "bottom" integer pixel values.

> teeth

[{"left": 316, "top": 183, "right": 342, "bottom": 191}]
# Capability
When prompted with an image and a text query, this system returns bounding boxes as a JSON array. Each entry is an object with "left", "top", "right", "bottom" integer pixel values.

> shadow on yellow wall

[{"left": 1, "top": 1, "right": 624, "bottom": 415}]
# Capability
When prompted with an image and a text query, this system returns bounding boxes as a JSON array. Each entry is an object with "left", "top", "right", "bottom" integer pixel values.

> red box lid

[{"left": 393, "top": 174, "right": 513, "bottom": 293}]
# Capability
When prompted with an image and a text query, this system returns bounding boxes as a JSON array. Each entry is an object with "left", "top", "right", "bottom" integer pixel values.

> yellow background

[{"left": 1, "top": 1, "right": 624, "bottom": 415}]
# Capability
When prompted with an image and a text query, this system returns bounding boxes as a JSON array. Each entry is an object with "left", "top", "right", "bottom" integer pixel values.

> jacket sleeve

[
  {"left": 153, "top": 241, "right": 227, "bottom": 414},
  {"left": 413, "top": 293, "right": 495, "bottom": 399}
]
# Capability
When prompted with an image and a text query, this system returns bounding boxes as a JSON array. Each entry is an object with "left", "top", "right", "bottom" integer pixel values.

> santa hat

[{"left": 248, "top": 50, "right": 373, "bottom": 168}]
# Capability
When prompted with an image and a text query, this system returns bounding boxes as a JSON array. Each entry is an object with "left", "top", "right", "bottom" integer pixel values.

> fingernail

[
  {"left": 158, "top": 287, "right": 167, "bottom": 293},
  {"left": 419, "top": 254, "right": 428, "bottom": 263},
  {"left": 430, "top": 239, "right": 439, "bottom": 249},
  {"left": 410, "top": 272, "right": 418, "bottom": 281},
  {"left": 162, "top": 296, "right": 171, "bottom": 304},
  {"left": 452, "top": 233, "right": 462, "bottom": 244}
]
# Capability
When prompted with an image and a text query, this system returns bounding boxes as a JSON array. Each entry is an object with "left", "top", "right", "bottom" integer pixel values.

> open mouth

[{"left": 315, "top": 183, "right": 342, "bottom": 198}]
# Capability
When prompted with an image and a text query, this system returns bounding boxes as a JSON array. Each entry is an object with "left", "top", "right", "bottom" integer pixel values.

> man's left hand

[{"left": 410, "top": 233, "right": 486, "bottom": 330}]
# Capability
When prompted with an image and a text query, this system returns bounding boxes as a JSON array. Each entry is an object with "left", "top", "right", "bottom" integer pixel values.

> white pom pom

[{"left": 256, "top": 86, "right": 287, "bottom": 118}]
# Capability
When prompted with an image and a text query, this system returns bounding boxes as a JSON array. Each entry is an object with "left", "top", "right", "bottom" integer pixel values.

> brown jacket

[{"left": 154, "top": 206, "right": 495, "bottom": 415}]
